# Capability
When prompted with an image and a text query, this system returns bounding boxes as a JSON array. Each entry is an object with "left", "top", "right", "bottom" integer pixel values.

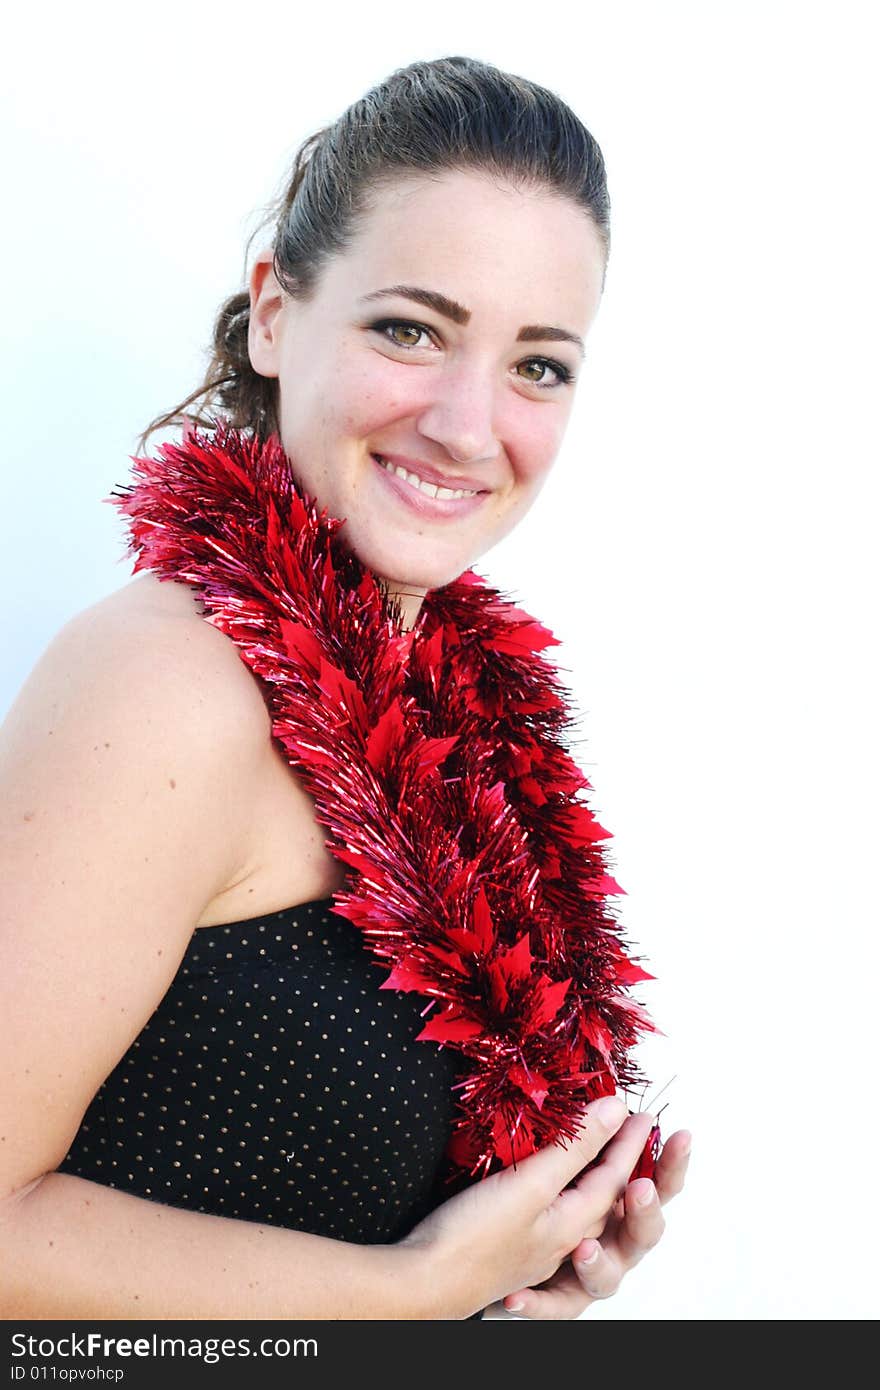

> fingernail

[
  {"left": 578, "top": 1244, "right": 600, "bottom": 1265},
  {"left": 594, "top": 1095, "right": 626, "bottom": 1125},
  {"left": 507, "top": 1297, "right": 525, "bottom": 1312},
  {"left": 681, "top": 1133, "right": 692, "bottom": 1157},
  {"left": 635, "top": 1182, "right": 655, "bottom": 1206}
]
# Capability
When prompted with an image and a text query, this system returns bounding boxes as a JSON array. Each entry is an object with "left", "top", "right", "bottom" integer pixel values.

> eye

[
  {"left": 370, "top": 318, "right": 435, "bottom": 350},
  {"left": 515, "top": 357, "right": 575, "bottom": 390},
  {"left": 368, "top": 317, "right": 576, "bottom": 391}
]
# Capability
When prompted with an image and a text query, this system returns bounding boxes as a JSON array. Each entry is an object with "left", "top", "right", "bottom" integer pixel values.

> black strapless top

[{"left": 57, "top": 897, "right": 484, "bottom": 1317}]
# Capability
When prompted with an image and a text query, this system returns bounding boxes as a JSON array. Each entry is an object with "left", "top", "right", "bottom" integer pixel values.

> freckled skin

[{"left": 248, "top": 169, "right": 607, "bottom": 629}]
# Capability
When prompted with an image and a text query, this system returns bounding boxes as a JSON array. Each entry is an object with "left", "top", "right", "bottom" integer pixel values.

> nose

[{"left": 415, "top": 362, "right": 500, "bottom": 467}]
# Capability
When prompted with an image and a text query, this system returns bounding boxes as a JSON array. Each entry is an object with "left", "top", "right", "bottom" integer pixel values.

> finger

[
  {"left": 653, "top": 1130, "right": 692, "bottom": 1204},
  {"left": 574, "top": 1208, "right": 610, "bottom": 1242},
  {"left": 503, "top": 1259, "right": 595, "bottom": 1320},
  {"left": 612, "top": 1178, "right": 666, "bottom": 1265},
  {"left": 569, "top": 1236, "right": 624, "bottom": 1301},
  {"left": 510, "top": 1094, "right": 629, "bottom": 1207},
  {"left": 547, "top": 1111, "right": 655, "bottom": 1251},
  {"left": 567, "top": 1111, "right": 657, "bottom": 1211},
  {"left": 606, "top": 1127, "right": 690, "bottom": 1221}
]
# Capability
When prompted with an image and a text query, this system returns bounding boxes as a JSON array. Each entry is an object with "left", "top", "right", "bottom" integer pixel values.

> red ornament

[
  {"left": 106, "top": 421, "right": 661, "bottom": 1186},
  {"left": 630, "top": 1122, "right": 663, "bottom": 1182}
]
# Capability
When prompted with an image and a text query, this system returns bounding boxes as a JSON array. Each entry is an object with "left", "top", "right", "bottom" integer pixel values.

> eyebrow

[{"left": 358, "top": 284, "right": 586, "bottom": 359}]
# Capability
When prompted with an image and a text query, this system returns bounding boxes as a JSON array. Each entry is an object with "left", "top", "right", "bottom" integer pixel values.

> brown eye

[
  {"left": 388, "top": 323, "right": 424, "bottom": 347},
  {"left": 517, "top": 361, "right": 545, "bottom": 383},
  {"left": 370, "top": 319, "right": 432, "bottom": 349},
  {"left": 516, "top": 357, "right": 573, "bottom": 389}
]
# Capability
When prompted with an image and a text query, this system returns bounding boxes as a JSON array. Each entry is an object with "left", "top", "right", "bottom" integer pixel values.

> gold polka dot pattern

[{"left": 57, "top": 898, "right": 467, "bottom": 1246}]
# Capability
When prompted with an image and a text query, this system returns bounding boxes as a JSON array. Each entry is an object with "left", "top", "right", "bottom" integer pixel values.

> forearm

[{"left": 0, "top": 1171, "right": 438, "bottom": 1320}]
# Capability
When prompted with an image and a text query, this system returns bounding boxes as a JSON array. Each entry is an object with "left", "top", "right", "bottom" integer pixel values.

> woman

[{"left": 0, "top": 55, "right": 690, "bottom": 1320}]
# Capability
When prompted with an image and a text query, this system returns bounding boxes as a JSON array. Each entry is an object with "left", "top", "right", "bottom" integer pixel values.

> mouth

[{"left": 370, "top": 454, "right": 490, "bottom": 520}]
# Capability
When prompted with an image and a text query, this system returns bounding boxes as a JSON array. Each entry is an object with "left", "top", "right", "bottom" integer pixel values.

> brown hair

[{"left": 136, "top": 55, "right": 610, "bottom": 454}]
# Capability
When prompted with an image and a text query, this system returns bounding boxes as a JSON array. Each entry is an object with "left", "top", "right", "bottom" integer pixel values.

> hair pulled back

[{"left": 136, "top": 55, "right": 610, "bottom": 454}]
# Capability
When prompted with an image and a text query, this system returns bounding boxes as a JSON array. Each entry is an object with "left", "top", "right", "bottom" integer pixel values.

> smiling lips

[{"left": 371, "top": 453, "right": 490, "bottom": 519}]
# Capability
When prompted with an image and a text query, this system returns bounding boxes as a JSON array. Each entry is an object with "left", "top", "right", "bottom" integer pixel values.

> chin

[
  {"left": 351, "top": 533, "right": 474, "bottom": 592},
  {"left": 376, "top": 565, "right": 461, "bottom": 596},
  {"left": 385, "top": 558, "right": 471, "bottom": 593}
]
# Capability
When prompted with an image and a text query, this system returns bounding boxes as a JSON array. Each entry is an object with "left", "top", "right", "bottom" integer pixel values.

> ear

[{"left": 248, "top": 248, "right": 285, "bottom": 378}]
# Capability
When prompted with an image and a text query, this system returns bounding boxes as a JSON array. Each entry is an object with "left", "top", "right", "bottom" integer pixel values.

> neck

[{"left": 377, "top": 579, "right": 430, "bottom": 633}]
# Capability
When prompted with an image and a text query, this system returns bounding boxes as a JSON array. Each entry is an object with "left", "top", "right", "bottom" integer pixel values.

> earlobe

[{"left": 248, "top": 250, "right": 284, "bottom": 378}]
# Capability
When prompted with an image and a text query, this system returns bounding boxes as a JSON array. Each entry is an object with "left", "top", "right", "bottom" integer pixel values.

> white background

[{"left": 2, "top": 0, "right": 877, "bottom": 1319}]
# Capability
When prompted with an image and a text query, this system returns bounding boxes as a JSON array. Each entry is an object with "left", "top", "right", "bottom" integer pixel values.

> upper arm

[{"left": 0, "top": 603, "right": 268, "bottom": 1205}]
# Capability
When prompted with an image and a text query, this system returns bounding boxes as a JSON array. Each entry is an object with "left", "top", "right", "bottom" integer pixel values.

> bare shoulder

[
  {"left": 0, "top": 573, "right": 275, "bottom": 1205},
  {"left": 57, "top": 571, "right": 347, "bottom": 923},
  {"left": 78, "top": 571, "right": 272, "bottom": 746},
  {"left": 1, "top": 572, "right": 273, "bottom": 905}
]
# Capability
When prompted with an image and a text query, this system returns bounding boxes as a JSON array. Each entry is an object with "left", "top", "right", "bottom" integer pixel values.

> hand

[
  {"left": 397, "top": 1093, "right": 644, "bottom": 1318},
  {"left": 486, "top": 1124, "right": 692, "bottom": 1319}
]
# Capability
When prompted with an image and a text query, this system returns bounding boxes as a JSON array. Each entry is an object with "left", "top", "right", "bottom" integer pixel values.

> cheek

[
  {"left": 313, "top": 354, "right": 420, "bottom": 441},
  {"left": 278, "top": 340, "right": 381, "bottom": 435},
  {"left": 509, "top": 414, "right": 566, "bottom": 489}
]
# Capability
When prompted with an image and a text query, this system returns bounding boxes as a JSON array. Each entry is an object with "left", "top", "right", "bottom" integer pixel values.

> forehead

[{"left": 327, "top": 169, "right": 605, "bottom": 324}]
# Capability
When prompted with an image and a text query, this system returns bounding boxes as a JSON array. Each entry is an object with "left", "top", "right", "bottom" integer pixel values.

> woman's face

[{"left": 249, "top": 168, "right": 606, "bottom": 626}]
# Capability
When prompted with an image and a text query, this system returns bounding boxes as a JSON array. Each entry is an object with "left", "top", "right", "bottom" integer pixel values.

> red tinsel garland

[{"left": 106, "top": 420, "right": 661, "bottom": 1185}]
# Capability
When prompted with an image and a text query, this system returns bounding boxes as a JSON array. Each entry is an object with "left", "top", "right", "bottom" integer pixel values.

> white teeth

[{"left": 375, "top": 456, "right": 478, "bottom": 501}]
